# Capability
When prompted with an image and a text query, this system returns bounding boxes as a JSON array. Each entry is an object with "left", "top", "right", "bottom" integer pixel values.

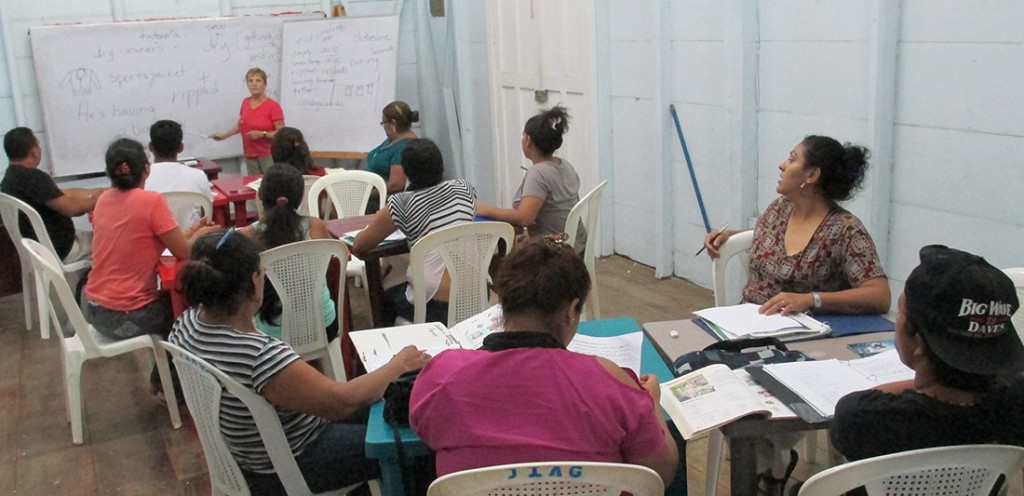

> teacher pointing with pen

[{"left": 210, "top": 67, "right": 285, "bottom": 175}]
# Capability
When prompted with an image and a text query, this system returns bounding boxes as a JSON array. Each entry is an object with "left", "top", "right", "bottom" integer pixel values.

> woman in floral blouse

[{"left": 704, "top": 135, "right": 890, "bottom": 316}]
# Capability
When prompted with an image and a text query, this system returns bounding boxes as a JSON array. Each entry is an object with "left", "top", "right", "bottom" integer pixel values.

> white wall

[
  {"left": 591, "top": 0, "right": 1023, "bottom": 311},
  {"left": 3, "top": 0, "right": 1022, "bottom": 307}
]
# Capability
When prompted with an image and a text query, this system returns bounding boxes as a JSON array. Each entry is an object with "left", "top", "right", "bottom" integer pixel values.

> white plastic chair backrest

[
  {"left": 160, "top": 342, "right": 251, "bottom": 496},
  {"left": 565, "top": 180, "right": 608, "bottom": 320},
  {"left": 1003, "top": 268, "right": 1024, "bottom": 342},
  {"left": 256, "top": 175, "right": 321, "bottom": 219},
  {"left": 410, "top": 222, "right": 514, "bottom": 326},
  {"left": 21, "top": 238, "right": 103, "bottom": 356},
  {"left": 161, "top": 342, "right": 320, "bottom": 496},
  {"left": 1, "top": 191, "right": 60, "bottom": 267},
  {"left": 162, "top": 191, "right": 213, "bottom": 229},
  {"left": 426, "top": 461, "right": 664, "bottom": 496},
  {"left": 260, "top": 239, "right": 347, "bottom": 355},
  {"left": 798, "top": 444, "right": 1024, "bottom": 496},
  {"left": 307, "top": 170, "right": 386, "bottom": 219},
  {"left": 565, "top": 180, "right": 607, "bottom": 258},
  {"left": 711, "top": 229, "right": 754, "bottom": 306}
]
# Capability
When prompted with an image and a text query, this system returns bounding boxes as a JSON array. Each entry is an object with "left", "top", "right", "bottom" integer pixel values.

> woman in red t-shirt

[{"left": 211, "top": 67, "right": 285, "bottom": 175}]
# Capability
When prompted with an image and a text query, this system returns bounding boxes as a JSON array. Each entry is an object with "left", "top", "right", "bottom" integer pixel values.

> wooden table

[
  {"left": 325, "top": 216, "right": 409, "bottom": 327},
  {"left": 642, "top": 319, "right": 894, "bottom": 495},
  {"left": 210, "top": 175, "right": 260, "bottom": 227}
]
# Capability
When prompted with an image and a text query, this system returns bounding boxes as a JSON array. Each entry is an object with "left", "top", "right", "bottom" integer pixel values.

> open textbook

[
  {"left": 350, "top": 305, "right": 644, "bottom": 374},
  {"left": 659, "top": 364, "right": 797, "bottom": 440},
  {"left": 756, "top": 349, "right": 914, "bottom": 419},
  {"left": 694, "top": 303, "right": 830, "bottom": 339}
]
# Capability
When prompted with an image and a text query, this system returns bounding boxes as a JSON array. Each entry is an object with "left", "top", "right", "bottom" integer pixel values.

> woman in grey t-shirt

[{"left": 476, "top": 105, "right": 586, "bottom": 252}]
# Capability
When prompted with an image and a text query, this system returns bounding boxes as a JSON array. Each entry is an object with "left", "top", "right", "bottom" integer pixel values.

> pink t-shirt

[
  {"left": 409, "top": 347, "right": 667, "bottom": 476},
  {"left": 86, "top": 188, "right": 179, "bottom": 311},
  {"left": 238, "top": 97, "right": 284, "bottom": 158}
]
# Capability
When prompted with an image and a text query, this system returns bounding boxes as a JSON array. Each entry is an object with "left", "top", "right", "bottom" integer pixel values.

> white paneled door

[{"left": 485, "top": 0, "right": 598, "bottom": 206}]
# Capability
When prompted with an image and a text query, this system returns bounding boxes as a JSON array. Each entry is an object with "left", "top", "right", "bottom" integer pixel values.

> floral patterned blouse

[{"left": 742, "top": 197, "right": 886, "bottom": 305}]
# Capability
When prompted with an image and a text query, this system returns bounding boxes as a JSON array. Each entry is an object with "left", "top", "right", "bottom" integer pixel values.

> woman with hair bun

[
  {"left": 170, "top": 230, "right": 428, "bottom": 495},
  {"left": 476, "top": 105, "right": 587, "bottom": 253},
  {"left": 238, "top": 163, "right": 334, "bottom": 340},
  {"left": 704, "top": 135, "right": 890, "bottom": 316},
  {"left": 82, "top": 138, "right": 215, "bottom": 391},
  {"left": 702, "top": 135, "right": 890, "bottom": 491},
  {"left": 410, "top": 236, "right": 679, "bottom": 486},
  {"left": 271, "top": 126, "right": 325, "bottom": 176},
  {"left": 366, "top": 100, "right": 419, "bottom": 199}
]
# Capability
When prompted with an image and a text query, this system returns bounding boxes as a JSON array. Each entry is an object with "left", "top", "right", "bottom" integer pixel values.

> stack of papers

[{"left": 694, "top": 303, "right": 830, "bottom": 340}]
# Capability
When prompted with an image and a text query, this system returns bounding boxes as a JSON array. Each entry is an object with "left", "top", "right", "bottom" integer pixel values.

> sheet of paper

[
  {"left": 763, "top": 359, "right": 877, "bottom": 417},
  {"left": 694, "top": 303, "right": 827, "bottom": 337},
  {"left": 845, "top": 349, "right": 914, "bottom": 385},
  {"left": 246, "top": 178, "right": 261, "bottom": 191},
  {"left": 343, "top": 228, "right": 406, "bottom": 241},
  {"left": 447, "top": 304, "right": 504, "bottom": 350},
  {"left": 567, "top": 332, "right": 643, "bottom": 375},
  {"left": 351, "top": 322, "right": 457, "bottom": 372}
]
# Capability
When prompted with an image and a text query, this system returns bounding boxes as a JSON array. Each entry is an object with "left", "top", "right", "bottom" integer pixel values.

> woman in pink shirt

[
  {"left": 409, "top": 236, "right": 679, "bottom": 487},
  {"left": 82, "top": 138, "right": 214, "bottom": 392},
  {"left": 211, "top": 67, "right": 285, "bottom": 175}
]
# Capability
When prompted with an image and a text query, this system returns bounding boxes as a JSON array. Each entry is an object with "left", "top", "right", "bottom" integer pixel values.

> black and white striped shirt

[
  {"left": 388, "top": 179, "right": 477, "bottom": 301},
  {"left": 388, "top": 178, "right": 477, "bottom": 247},
  {"left": 169, "top": 308, "right": 326, "bottom": 473}
]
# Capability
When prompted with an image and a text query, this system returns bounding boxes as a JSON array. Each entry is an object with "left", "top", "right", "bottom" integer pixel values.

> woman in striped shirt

[
  {"left": 169, "top": 229, "right": 429, "bottom": 495},
  {"left": 353, "top": 138, "right": 477, "bottom": 325}
]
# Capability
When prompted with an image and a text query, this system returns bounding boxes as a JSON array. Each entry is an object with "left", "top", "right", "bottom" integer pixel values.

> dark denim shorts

[{"left": 81, "top": 293, "right": 174, "bottom": 340}]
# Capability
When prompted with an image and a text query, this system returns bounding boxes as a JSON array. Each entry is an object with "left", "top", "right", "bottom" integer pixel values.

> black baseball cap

[{"left": 904, "top": 245, "right": 1023, "bottom": 376}]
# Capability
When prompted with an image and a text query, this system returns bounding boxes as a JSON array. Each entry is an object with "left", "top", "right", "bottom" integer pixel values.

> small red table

[
  {"left": 211, "top": 175, "right": 260, "bottom": 227},
  {"left": 157, "top": 256, "right": 188, "bottom": 318}
]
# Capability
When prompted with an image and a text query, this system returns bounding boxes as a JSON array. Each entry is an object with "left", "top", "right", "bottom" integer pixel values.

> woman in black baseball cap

[{"left": 831, "top": 245, "right": 1024, "bottom": 463}]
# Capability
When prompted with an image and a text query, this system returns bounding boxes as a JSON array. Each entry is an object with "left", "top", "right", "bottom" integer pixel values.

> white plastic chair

[
  {"left": 407, "top": 222, "right": 514, "bottom": 326},
  {"left": 161, "top": 342, "right": 375, "bottom": 496},
  {"left": 307, "top": 170, "right": 388, "bottom": 289},
  {"left": 798, "top": 444, "right": 1024, "bottom": 495},
  {"left": 0, "top": 192, "right": 92, "bottom": 338},
  {"left": 255, "top": 175, "right": 321, "bottom": 219},
  {"left": 260, "top": 239, "right": 348, "bottom": 383},
  {"left": 21, "top": 238, "right": 181, "bottom": 444},
  {"left": 1003, "top": 268, "right": 1024, "bottom": 342},
  {"left": 426, "top": 461, "right": 663, "bottom": 496},
  {"left": 711, "top": 229, "right": 754, "bottom": 307},
  {"left": 162, "top": 191, "right": 214, "bottom": 230},
  {"left": 705, "top": 229, "right": 829, "bottom": 495},
  {"left": 565, "top": 180, "right": 608, "bottom": 321}
]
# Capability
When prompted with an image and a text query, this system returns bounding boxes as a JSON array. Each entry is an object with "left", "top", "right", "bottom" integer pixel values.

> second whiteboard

[{"left": 280, "top": 16, "right": 399, "bottom": 154}]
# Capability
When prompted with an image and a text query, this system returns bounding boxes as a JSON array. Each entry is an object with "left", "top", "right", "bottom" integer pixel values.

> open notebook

[{"left": 349, "top": 305, "right": 644, "bottom": 375}]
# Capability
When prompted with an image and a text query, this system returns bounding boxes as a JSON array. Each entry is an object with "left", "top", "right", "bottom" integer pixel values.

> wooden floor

[{"left": 1, "top": 255, "right": 1020, "bottom": 495}]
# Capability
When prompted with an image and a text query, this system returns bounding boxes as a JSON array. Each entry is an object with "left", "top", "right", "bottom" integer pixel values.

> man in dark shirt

[
  {"left": 1, "top": 127, "right": 103, "bottom": 260},
  {"left": 831, "top": 245, "right": 1024, "bottom": 462}
]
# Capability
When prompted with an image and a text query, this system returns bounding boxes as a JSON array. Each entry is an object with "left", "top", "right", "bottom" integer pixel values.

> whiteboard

[
  {"left": 279, "top": 16, "right": 399, "bottom": 153},
  {"left": 30, "top": 14, "right": 319, "bottom": 177}
]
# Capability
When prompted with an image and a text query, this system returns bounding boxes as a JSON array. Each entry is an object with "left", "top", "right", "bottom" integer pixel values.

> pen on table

[{"left": 694, "top": 223, "right": 730, "bottom": 256}]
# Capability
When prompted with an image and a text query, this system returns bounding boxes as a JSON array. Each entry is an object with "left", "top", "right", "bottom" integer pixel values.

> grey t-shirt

[{"left": 513, "top": 158, "right": 586, "bottom": 252}]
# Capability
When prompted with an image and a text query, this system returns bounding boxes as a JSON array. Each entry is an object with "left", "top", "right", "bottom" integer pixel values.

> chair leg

[
  {"left": 705, "top": 428, "right": 725, "bottom": 496},
  {"left": 151, "top": 338, "right": 182, "bottom": 429},
  {"left": 586, "top": 263, "right": 601, "bottom": 320},
  {"left": 35, "top": 274, "right": 50, "bottom": 339},
  {"left": 22, "top": 267, "right": 33, "bottom": 331},
  {"left": 805, "top": 431, "right": 820, "bottom": 464},
  {"left": 324, "top": 339, "right": 348, "bottom": 384},
  {"left": 64, "top": 351, "right": 85, "bottom": 444}
]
